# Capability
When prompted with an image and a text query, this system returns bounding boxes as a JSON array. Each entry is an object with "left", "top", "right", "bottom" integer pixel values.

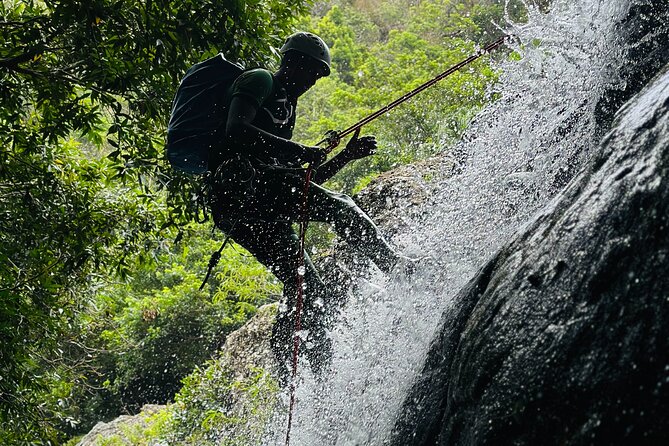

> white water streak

[{"left": 267, "top": 0, "right": 632, "bottom": 444}]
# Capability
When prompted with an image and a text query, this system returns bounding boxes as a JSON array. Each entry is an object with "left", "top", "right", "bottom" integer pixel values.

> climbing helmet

[{"left": 280, "top": 32, "right": 331, "bottom": 77}]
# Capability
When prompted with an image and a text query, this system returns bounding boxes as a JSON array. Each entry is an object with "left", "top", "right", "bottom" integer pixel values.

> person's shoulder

[
  {"left": 231, "top": 68, "right": 275, "bottom": 105},
  {"left": 236, "top": 68, "right": 274, "bottom": 88}
]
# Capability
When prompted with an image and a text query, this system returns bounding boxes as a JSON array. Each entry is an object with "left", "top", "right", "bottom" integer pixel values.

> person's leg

[
  {"left": 224, "top": 221, "right": 334, "bottom": 377},
  {"left": 210, "top": 168, "right": 402, "bottom": 377},
  {"left": 306, "top": 184, "right": 401, "bottom": 273},
  {"left": 251, "top": 169, "right": 402, "bottom": 274}
]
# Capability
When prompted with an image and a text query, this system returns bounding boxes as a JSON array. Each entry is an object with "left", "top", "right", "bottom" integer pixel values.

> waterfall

[{"left": 266, "top": 0, "right": 635, "bottom": 444}]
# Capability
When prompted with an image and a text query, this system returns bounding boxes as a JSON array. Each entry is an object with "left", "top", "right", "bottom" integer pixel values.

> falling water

[{"left": 266, "top": 0, "right": 634, "bottom": 444}]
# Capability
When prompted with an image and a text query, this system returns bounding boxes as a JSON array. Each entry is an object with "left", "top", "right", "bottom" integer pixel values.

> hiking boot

[{"left": 303, "top": 324, "right": 333, "bottom": 378}]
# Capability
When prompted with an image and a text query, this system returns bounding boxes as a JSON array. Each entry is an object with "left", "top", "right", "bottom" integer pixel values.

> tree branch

[
  {"left": 9, "top": 64, "right": 120, "bottom": 102},
  {"left": 0, "top": 16, "right": 47, "bottom": 28},
  {"left": 0, "top": 253, "right": 64, "bottom": 293},
  {"left": 0, "top": 52, "right": 37, "bottom": 69}
]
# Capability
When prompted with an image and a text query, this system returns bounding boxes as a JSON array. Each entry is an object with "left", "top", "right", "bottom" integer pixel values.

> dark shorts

[{"left": 210, "top": 157, "right": 354, "bottom": 228}]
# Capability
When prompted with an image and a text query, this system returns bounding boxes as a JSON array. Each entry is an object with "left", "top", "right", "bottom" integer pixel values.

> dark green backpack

[{"left": 166, "top": 54, "right": 243, "bottom": 174}]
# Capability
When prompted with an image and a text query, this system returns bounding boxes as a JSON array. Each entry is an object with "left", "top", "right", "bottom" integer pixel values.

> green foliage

[
  {"left": 294, "top": 0, "right": 501, "bottom": 194},
  {"left": 165, "top": 351, "right": 279, "bottom": 444},
  {"left": 62, "top": 406, "right": 170, "bottom": 446},
  {"left": 0, "top": 136, "right": 157, "bottom": 444},
  {"left": 110, "top": 408, "right": 170, "bottom": 446},
  {"left": 101, "top": 225, "right": 279, "bottom": 407},
  {"left": 133, "top": 301, "right": 281, "bottom": 445},
  {"left": 59, "top": 225, "right": 280, "bottom": 435},
  {"left": 73, "top": 353, "right": 280, "bottom": 446},
  {"left": 0, "top": 0, "right": 308, "bottom": 442}
]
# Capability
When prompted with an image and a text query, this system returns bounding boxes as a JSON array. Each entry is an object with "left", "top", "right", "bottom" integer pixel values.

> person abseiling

[{"left": 200, "top": 32, "right": 412, "bottom": 376}]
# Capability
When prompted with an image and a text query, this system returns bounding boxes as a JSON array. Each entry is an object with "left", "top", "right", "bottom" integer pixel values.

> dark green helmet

[{"left": 280, "top": 32, "right": 331, "bottom": 76}]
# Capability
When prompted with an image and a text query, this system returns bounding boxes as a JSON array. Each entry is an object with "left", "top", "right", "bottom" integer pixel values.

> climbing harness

[{"left": 283, "top": 34, "right": 510, "bottom": 445}]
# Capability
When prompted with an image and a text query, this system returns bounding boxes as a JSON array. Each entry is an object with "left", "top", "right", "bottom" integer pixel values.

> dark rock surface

[
  {"left": 595, "top": 0, "right": 669, "bottom": 131},
  {"left": 390, "top": 64, "right": 669, "bottom": 445}
]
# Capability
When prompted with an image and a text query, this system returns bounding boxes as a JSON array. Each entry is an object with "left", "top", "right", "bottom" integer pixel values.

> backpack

[{"left": 166, "top": 54, "right": 244, "bottom": 174}]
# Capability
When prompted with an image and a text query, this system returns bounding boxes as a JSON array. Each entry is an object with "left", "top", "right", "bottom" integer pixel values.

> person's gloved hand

[
  {"left": 343, "top": 128, "right": 377, "bottom": 160},
  {"left": 299, "top": 145, "right": 327, "bottom": 166}
]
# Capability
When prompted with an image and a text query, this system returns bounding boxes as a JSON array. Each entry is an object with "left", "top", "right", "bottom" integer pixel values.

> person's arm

[
  {"left": 312, "top": 150, "right": 353, "bottom": 183},
  {"left": 226, "top": 96, "right": 325, "bottom": 165},
  {"left": 312, "top": 130, "right": 377, "bottom": 183}
]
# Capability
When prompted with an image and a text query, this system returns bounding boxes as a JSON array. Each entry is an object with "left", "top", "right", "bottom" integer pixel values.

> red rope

[{"left": 285, "top": 165, "right": 314, "bottom": 446}]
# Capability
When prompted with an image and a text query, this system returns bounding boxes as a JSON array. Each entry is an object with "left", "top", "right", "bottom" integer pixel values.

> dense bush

[
  {"left": 0, "top": 0, "right": 307, "bottom": 442},
  {"left": 61, "top": 225, "right": 280, "bottom": 435}
]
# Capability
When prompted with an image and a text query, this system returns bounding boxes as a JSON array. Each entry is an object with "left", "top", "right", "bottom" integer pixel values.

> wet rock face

[
  {"left": 354, "top": 155, "right": 457, "bottom": 233},
  {"left": 391, "top": 67, "right": 669, "bottom": 445},
  {"left": 220, "top": 303, "right": 279, "bottom": 380},
  {"left": 595, "top": 0, "right": 669, "bottom": 130}
]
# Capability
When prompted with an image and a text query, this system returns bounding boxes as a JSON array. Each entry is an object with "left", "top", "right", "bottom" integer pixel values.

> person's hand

[
  {"left": 343, "top": 128, "right": 377, "bottom": 160},
  {"left": 299, "top": 145, "right": 327, "bottom": 166}
]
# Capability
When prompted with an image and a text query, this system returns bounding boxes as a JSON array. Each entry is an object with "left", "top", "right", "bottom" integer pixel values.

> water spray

[{"left": 284, "top": 34, "right": 511, "bottom": 446}]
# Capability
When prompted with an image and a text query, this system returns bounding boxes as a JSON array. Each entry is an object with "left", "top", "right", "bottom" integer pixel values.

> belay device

[{"left": 166, "top": 54, "right": 244, "bottom": 174}]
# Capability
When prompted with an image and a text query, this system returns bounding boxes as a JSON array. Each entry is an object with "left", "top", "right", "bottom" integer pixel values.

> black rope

[
  {"left": 199, "top": 233, "right": 232, "bottom": 291},
  {"left": 317, "top": 35, "right": 511, "bottom": 151},
  {"left": 199, "top": 214, "right": 240, "bottom": 292}
]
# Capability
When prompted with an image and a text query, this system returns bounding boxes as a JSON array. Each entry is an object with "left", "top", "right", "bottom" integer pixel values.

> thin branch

[
  {"left": 9, "top": 64, "right": 120, "bottom": 102},
  {"left": 0, "top": 16, "right": 47, "bottom": 28},
  {"left": 0, "top": 44, "right": 74, "bottom": 69},
  {"left": 0, "top": 52, "right": 38, "bottom": 68},
  {"left": 0, "top": 253, "right": 64, "bottom": 293}
]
